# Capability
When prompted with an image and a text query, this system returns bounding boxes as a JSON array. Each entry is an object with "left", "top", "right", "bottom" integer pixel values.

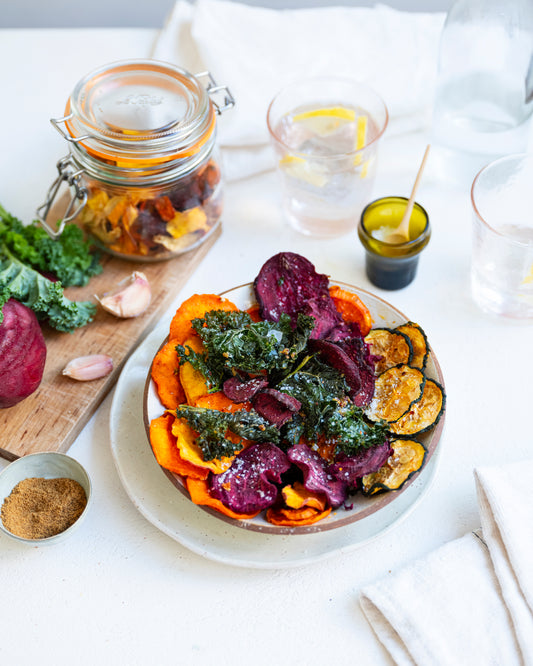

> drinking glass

[
  {"left": 471, "top": 153, "right": 533, "bottom": 318},
  {"left": 267, "top": 78, "right": 388, "bottom": 238}
]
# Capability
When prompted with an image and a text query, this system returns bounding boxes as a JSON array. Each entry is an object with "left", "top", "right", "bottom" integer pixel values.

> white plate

[{"left": 110, "top": 282, "right": 445, "bottom": 568}]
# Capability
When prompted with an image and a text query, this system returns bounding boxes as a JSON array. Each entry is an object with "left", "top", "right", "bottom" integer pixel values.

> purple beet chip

[
  {"left": 253, "top": 252, "right": 346, "bottom": 340},
  {"left": 209, "top": 443, "right": 291, "bottom": 514},
  {"left": 287, "top": 443, "right": 347, "bottom": 508},
  {"left": 309, "top": 339, "right": 362, "bottom": 397},
  {"left": 335, "top": 336, "right": 377, "bottom": 407},
  {"left": 254, "top": 252, "right": 329, "bottom": 322},
  {"left": 252, "top": 388, "right": 301, "bottom": 428},
  {"left": 223, "top": 376, "right": 269, "bottom": 402},
  {"left": 327, "top": 442, "right": 393, "bottom": 487}
]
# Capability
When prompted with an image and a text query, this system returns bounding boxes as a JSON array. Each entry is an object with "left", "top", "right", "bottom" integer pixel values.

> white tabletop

[{"left": 1, "top": 27, "right": 532, "bottom": 666}]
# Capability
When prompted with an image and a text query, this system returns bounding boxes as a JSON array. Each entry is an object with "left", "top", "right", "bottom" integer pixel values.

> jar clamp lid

[{"left": 37, "top": 60, "right": 234, "bottom": 239}]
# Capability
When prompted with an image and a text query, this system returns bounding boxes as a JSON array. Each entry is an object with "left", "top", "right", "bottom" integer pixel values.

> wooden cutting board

[{"left": 0, "top": 224, "right": 221, "bottom": 461}]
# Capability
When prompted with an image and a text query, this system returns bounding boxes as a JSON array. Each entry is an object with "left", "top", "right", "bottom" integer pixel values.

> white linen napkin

[
  {"left": 152, "top": 0, "right": 445, "bottom": 180},
  {"left": 360, "top": 459, "right": 533, "bottom": 666}
]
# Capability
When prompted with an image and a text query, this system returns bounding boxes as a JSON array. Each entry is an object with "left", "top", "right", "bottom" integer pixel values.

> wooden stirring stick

[{"left": 385, "top": 144, "right": 431, "bottom": 244}]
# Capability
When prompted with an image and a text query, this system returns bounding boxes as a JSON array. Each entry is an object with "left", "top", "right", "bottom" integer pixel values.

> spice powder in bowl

[{"left": 0, "top": 452, "right": 91, "bottom": 544}]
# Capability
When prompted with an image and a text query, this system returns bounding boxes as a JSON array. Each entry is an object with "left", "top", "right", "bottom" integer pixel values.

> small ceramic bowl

[{"left": 0, "top": 452, "right": 92, "bottom": 545}]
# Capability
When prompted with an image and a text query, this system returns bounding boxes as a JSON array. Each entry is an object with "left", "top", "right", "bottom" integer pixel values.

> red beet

[{"left": 0, "top": 299, "right": 47, "bottom": 408}]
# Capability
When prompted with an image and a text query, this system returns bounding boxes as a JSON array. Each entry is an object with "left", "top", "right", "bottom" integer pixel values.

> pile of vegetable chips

[{"left": 149, "top": 252, "right": 445, "bottom": 528}]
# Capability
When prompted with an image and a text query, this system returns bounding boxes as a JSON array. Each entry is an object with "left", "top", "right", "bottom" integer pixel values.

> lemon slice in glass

[
  {"left": 291, "top": 106, "right": 356, "bottom": 137},
  {"left": 278, "top": 155, "right": 328, "bottom": 187}
]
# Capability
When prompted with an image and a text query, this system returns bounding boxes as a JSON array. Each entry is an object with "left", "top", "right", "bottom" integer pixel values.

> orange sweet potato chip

[
  {"left": 266, "top": 506, "right": 332, "bottom": 527},
  {"left": 186, "top": 478, "right": 260, "bottom": 520},
  {"left": 168, "top": 293, "right": 239, "bottom": 345},
  {"left": 281, "top": 482, "right": 328, "bottom": 512},
  {"left": 179, "top": 336, "right": 209, "bottom": 405},
  {"left": 246, "top": 304, "right": 262, "bottom": 322},
  {"left": 329, "top": 285, "right": 373, "bottom": 337},
  {"left": 149, "top": 413, "right": 208, "bottom": 480},
  {"left": 171, "top": 417, "right": 238, "bottom": 473},
  {"left": 194, "top": 391, "right": 251, "bottom": 412},
  {"left": 151, "top": 340, "right": 186, "bottom": 410}
]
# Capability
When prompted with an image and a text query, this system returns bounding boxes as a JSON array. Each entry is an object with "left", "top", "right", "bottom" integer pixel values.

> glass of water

[
  {"left": 267, "top": 78, "right": 388, "bottom": 238},
  {"left": 471, "top": 153, "right": 533, "bottom": 318}
]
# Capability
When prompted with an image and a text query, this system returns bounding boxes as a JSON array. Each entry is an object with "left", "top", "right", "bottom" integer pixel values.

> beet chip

[
  {"left": 252, "top": 388, "right": 301, "bottom": 428},
  {"left": 223, "top": 376, "right": 268, "bottom": 402},
  {"left": 287, "top": 443, "right": 347, "bottom": 508},
  {"left": 327, "top": 442, "right": 393, "bottom": 488},
  {"left": 336, "top": 337, "right": 377, "bottom": 407},
  {"left": 309, "top": 339, "right": 361, "bottom": 398},
  {"left": 253, "top": 252, "right": 345, "bottom": 340},
  {"left": 209, "top": 443, "right": 290, "bottom": 513}
]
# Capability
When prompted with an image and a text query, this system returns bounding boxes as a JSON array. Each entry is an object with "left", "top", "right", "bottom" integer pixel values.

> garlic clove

[
  {"left": 97, "top": 271, "right": 151, "bottom": 318},
  {"left": 62, "top": 355, "right": 113, "bottom": 381}
]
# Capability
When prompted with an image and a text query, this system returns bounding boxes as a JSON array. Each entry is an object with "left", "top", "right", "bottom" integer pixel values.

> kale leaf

[
  {"left": 325, "top": 403, "right": 389, "bottom": 456},
  {"left": 177, "top": 405, "right": 280, "bottom": 460},
  {"left": 0, "top": 203, "right": 102, "bottom": 287},
  {"left": 0, "top": 244, "right": 96, "bottom": 332},
  {"left": 278, "top": 355, "right": 388, "bottom": 456},
  {"left": 178, "top": 309, "right": 315, "bottom": 391}
]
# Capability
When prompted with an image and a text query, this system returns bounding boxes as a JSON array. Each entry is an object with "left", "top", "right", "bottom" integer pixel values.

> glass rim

[
  {"left": 471, "top": 152, "right": 533, "bottom": 248},
  {"left": 266, "top": 76, "right": 389, "bottom": 159}
]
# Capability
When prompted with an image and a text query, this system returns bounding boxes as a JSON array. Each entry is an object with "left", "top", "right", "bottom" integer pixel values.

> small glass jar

[
  {"left": 358, "top": 196, "right": 431, "bottom": 290},
  {"left": 38, "top": 60, "right": 234, "bottom": 261}
]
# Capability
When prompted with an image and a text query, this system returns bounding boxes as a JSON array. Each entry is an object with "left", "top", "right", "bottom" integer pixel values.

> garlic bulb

[
  {"left": 62, "top": 355, "right": 113, "bottom": 381},
  {"left": 97, "top": 271, "right": 151, "bottom": 318}
]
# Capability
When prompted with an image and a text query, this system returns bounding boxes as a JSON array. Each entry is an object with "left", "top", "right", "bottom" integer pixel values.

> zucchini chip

[
  {"left": 365, "top": 328, "right": 413, "bottom": 374},
  {"left": 395, "top": 322, "right": 429, "bottom": 371},
  {"left": 365, "top": 365, "right": 425, "bottom": 423},
  {"left": 389, "top": 378, "right": 445, "bottom": 436},
  {"left": 361, "top": 439, "right": 427, "bottom": 496}
]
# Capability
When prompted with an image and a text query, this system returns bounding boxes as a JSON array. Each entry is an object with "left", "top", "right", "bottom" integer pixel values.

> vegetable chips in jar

[{"left": 39, "top": 60, "right": 234, "bottom": 260}]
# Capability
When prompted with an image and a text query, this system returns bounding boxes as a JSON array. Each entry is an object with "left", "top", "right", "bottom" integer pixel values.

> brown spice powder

[{"left": 1, "top": 477, "right": 87, "bottom": 539}]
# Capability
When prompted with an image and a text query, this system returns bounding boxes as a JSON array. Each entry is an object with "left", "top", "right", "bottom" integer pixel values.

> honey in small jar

[{"left": 358, "top": 196, "right": 431, "bottom": 290}]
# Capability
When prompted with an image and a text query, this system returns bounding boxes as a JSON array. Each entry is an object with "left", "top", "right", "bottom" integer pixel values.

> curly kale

[
  {"left": 177, "top": 405, "right": 280, "bottom": 460},
  {"left": 177, "top": 309, "right": 315, "bottom": 391},
  {"left": 278, "top": 356, "right": 388, "bottom": 456},
  {"left": 0, "top": 203, "right": 102, "bottom": 287},
  {"left": 0, "top": 244, "right": 96, "bottom": 332}
]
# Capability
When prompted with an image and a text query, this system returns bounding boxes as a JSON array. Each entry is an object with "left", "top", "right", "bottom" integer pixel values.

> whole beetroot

[{"left": 0, "top": 299, "right": 47, "bottom": 408}]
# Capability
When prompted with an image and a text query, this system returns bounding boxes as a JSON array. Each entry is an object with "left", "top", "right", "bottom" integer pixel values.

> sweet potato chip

[
  {"left": 246, "top": 304, "right": 262, "bottom": 322},
  {"left": 171, "top": 417, "right": 237, "bottom": 474},
  {"left": 266, "top": 506, "right": 332, "bottom": 526},
  {"left": 151, "top": 340, "right": 186, "bottom": 410},
  {"left": 194, "top": 391, "right": 251, "bottom": 412},
  {"left": 186, "top": 478, "right": 261, "bottom": 520},
  {"left": 179, "top": 336, "right": 209, "bottom": 405},
  {"left": 282, "top": 482, "right": 327, "bottom": 511},
  {"left": 329, "top": 285, "right": 373, "bottom": 336},
  {"left": 149, "top": 413, "right": 208, "bottom": 480},
  {"left": 168, "top": 293, "right": 239, "bottom": 344}
]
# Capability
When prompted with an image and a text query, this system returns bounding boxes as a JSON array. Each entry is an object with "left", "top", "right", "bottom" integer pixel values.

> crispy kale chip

[
  {"left": 278, "top": 356, "right": 388, "bottom": 456},
  {"left": 177, "top": 405, "right": 280, "bottom": 461},
  {"left": 177, "top": 309, "right": 315, "bottom": 391}
]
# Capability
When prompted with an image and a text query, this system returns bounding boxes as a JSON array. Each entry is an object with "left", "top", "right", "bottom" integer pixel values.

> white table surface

[{"left": 1, "top": 27, "right": 532, "bottom": 666}]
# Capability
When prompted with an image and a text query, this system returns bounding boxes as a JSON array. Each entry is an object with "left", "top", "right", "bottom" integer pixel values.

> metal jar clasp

[
  {"left": 36, "top": 155, "right": 88, "bottom": 240},
  {"left": 195, "top": 71, "right": 235, "bottom": 114}
]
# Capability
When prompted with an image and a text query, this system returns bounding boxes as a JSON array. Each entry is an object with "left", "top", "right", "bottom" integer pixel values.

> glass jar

[
  {"left": 358, "top": 197, "right": 431, "bottom": 290},
  {"left": 37, "top": 59, "right": 234, "bottom": 261}
]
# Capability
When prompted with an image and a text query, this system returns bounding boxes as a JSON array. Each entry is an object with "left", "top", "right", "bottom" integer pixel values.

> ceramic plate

[
  {"left": 110, "top": 316, "right": 443, "bottom": 569},
  {"left": 140, "top": 281, "right": 446, "bottom": 536}
]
